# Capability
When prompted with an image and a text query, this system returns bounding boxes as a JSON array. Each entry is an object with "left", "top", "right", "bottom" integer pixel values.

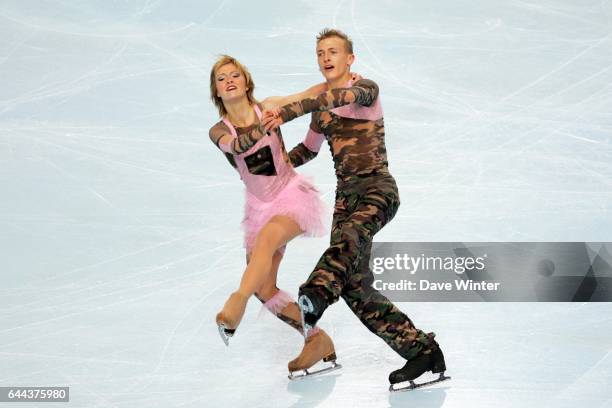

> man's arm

[
  {"left": 261, "top": 72, "right": 363, "bottom": 110},
  {"left": 288, "top": 119, "right": 325, "bottom": 167},
  {"left": 288, "top": 143, "right": 317, "bottom": 167},
  {"left": 265, "top": 79, "right": 379, "bottom": 128}
]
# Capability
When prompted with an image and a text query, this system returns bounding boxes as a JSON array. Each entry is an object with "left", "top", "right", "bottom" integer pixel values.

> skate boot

[
  {"left": 297, "top": 288, "right": 329, "bottom": 338},
  {"left": 287, "top": 329, "right": 342, "bottom": 380},
  {"left": 215, "top": 292, "right": 248, "bottom": 346},
  {"left": 389, "top": 347, "right": 450, "bottom": 392}
]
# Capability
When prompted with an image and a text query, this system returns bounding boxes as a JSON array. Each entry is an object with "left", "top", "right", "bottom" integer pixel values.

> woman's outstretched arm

[{"left": 261, "top": 82, "right": 328, "bottom": 110}]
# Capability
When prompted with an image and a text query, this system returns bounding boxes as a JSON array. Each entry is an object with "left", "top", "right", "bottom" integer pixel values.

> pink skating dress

[{"left": 210, "top": 104, "right": 326, "bottom": 254}]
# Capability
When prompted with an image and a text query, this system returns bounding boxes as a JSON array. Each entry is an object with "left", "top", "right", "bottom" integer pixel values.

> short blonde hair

[
  {"left": 316, "top": 28, "right": 353, "bottom": 54},
  {"left": 209, "top": 55, "right": 256, "bottom": 117}
]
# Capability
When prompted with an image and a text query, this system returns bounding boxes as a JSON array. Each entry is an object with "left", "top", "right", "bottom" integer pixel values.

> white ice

[{"left": 1, "top": 1, "right": 611, "bottom": 407}]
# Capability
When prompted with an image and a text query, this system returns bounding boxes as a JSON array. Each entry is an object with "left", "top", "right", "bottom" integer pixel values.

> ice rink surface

[{"left": 1, "top": 1, "right": 612, "bottom": 407}]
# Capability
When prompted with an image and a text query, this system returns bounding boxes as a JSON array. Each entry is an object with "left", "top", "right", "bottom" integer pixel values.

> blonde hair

[
  {"left": 209, "top": 55, "right": 256, "bottom": 117},
  {"left": 316, "top": 28, "right": 354, "bottom": 54}
]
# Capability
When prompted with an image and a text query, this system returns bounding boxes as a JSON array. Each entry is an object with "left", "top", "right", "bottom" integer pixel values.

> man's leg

[
  {"left": 295, "top": 181, "right": 352, "bottom": 331},
  {"left": 329, "top": 176, "right": 446, "bottom": 385},
  {"left": 341, "top": 240, "right": 437, "bottom": 361},
  {"left": 298, "top": 175, "right": 399, "bottom": 330}
]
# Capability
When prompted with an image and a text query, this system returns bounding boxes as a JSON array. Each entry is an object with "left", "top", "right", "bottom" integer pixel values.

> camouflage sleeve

[
  {"left": 288, "top": 143, "right": 317, "bottom": 167},
  {"left": 208, "top": 122, "right": 238, "bottom": 168},
  {"left": 288, "top": 118, "right": 324, "bottom": 167},
  {"left": 278, "top": 78, "right": 379, "bottom": 123},
  {"left": 351, "top": 78, "right": 379, "bottom": 106},
  {"left": 209, "top": 122, "right": 228, "bottom": 149},
  {"left": 209, "top": 122, "right": 268, "bottom": 154}
]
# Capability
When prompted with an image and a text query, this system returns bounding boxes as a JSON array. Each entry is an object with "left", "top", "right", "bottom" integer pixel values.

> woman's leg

[
  {"left": 238, "top": 215, "right": 303, "bottom": 296},
  {"left": 247, "top": 227, "right": 337, "bottom": 374},
  {"left": 254, "top": 249, "right": 304, "bottom": 334},
  {"left": 216, "top": 215, "right": 303, "bottom": 330}
]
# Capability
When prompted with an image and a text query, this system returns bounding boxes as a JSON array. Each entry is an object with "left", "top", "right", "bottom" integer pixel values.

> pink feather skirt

[{"left": 242, "top": 174, "right": 326, "bottom": 254}]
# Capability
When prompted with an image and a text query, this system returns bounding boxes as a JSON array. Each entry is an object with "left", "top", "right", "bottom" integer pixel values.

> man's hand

[{"left": 262, "top": 108, "right": 284, "bottom": 132}]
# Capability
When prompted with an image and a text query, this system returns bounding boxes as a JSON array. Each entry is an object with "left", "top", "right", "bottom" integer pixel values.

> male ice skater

[{"left": 263, "top": 28, "right": 449, "bottom": 389}]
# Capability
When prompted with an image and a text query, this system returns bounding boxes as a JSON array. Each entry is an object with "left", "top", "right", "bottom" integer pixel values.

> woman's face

[{"left": 215, "top": 63, "right": 247, "bottom": 103}]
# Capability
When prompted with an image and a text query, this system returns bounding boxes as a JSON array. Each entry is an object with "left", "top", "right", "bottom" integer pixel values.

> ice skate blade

[
  {"left": 217, "top": 324, "right": 235, "bottom": 346},
  {"left": 389, "top": 373, "right": 451, "bottom": 392},
  {"left": 288, "top": 361, "right": 342, "bottom": 381}
]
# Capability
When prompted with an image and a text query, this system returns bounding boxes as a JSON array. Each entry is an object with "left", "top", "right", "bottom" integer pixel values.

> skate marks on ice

[
  {"left": 389, "top": 372, "right": 451, "bottom": 392},
  {"left": 286, "top": 368, "right": 339, "bottom": 408},
  {"left": 388, "top": 383, "right": 449, "bottom": 408}
]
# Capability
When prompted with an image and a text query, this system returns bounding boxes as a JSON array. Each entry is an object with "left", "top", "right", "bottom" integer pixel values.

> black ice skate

[
  {"left": 297, "top": 290, "right": 328, "bottom": 339},
  {"left": 388, "top": 348, "right": 451, "bottom": 392}
]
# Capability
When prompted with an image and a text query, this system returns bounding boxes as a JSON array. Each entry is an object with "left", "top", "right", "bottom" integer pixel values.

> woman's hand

[{"left": 262, "top": 108, "right": 284, "bottom": 132}]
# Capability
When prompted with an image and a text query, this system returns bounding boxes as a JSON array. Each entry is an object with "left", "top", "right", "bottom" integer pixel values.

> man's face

[{"left": 316, "top": 37, "right": 355, "bottom": 82}]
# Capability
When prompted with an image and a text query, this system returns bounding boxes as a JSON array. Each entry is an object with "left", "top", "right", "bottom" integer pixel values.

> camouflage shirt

[{"left": 281, "top": 79, "right": 390, "bottom": 179}]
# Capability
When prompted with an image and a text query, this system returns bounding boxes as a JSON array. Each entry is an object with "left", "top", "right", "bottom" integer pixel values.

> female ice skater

[{"left": 208, "top": 55, "right": 340, "bottom": 375}]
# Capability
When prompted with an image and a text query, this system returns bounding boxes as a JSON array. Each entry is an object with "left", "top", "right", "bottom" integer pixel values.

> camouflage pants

[{"left": 299, "top": 173, "right": 436, "bottom": 361}]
